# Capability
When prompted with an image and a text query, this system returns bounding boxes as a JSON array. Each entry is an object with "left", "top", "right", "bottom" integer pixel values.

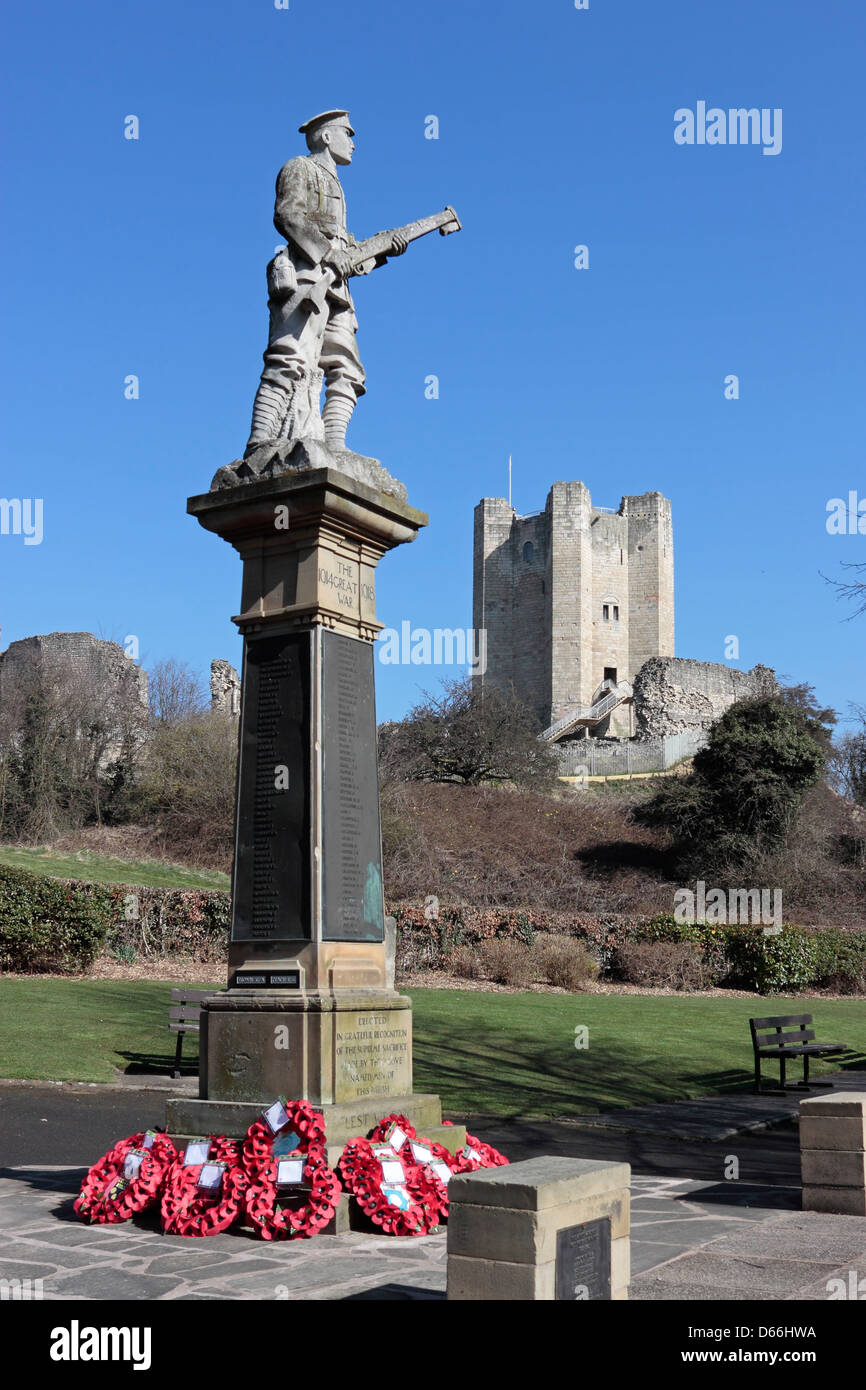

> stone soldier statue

[
  {"left": 245, "top": 109, "right": 407, "bottom": 458},
  {"left": 214, "top": 110, "right": 460, "bottom": 495}
]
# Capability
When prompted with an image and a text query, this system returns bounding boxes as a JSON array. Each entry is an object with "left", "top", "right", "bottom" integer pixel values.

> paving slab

[{"left": 633, "top": 1250, "right": 844, "bottom": 1297}]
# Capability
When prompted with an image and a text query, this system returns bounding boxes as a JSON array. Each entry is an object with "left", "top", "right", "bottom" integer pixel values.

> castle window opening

[
  {"left": 613, "top": 605, "right": 619, "bottom": 621},
  {"left": 523, "top": 541, "right": 534, "bottom": 563},
  {"left": 602, "top": 604, "right": 609, "bottom": 620}
]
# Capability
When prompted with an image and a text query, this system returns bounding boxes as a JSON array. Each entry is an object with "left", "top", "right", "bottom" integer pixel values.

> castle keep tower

[{"left": 473, "top": 482, "right": 674, "bottom": 736}]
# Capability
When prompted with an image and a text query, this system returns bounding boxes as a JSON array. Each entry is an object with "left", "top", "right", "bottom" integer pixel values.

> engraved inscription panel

[
  {"left": 555, "top": 1217, "right": 611, "bottom": 1301},
  {"left": 232, "top": 633, "right": 310, "bottom": 942},
  {"left": 322, "top": 631, "right": 384, "bottom": 942},
  {"left": 317, "top": 555, "right": 360, "bottom": 616},
  {"left": 334, "top": 1010, "right": 412, "bottom": 1103}
]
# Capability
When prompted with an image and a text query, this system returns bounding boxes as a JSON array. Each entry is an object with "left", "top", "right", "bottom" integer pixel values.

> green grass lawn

[
  {"left": 0, "top": 979, "right": 863, "bottom": 1115},
  {"left": 0, "top": 845, "right": 230, "bottom": 893}
]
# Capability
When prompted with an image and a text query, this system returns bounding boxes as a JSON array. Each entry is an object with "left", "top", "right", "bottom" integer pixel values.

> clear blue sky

[{"left": 1, "top": 0, "right": 863, "bottom": 725}]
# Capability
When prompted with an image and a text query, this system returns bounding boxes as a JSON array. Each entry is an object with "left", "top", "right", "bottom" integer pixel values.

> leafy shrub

[
  {"left": 629, "top": 914, "right": 728, "bottom": 981},
  {"left": 449, "top": 945, "right": 483, "bottom": 979},
  {"left": 510, "top": 912, "right": 536, "bottom": 949},
  {"left": 634, "top": 692, "right": 827, "bottom": 873},
  {"left": 723, "top": 926, "right": 822, "bottom": 995},
  {"left": 110, "top": 942, "right": 138, "bottom": 965},
  {"left": 810, "top": 929, "right": 866, "bottom": 993},
  {"left": 479, "top": 938, "right": 533, "bottom": 987},
  {"left": 613, "top": 940, "right": 711, "bottom": 991},
  {"left": 0, "top": 864, "right": 109, "bottom": 972},
  {"left": 535, "top": 936, "right": 598, "bottom": 991}
]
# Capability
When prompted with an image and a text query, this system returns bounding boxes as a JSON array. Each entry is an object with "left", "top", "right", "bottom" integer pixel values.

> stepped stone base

[{"left": 165, "top": 1093, "right": 465, "bottom": 1161}]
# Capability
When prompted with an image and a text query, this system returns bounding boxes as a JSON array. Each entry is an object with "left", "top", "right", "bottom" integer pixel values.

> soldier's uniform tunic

[{"left": 247, "top": 152, "right": 366, "bottom": 449}]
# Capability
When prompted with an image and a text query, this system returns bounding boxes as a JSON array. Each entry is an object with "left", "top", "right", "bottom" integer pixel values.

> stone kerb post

[
  {"left": 800, "top": 1093, "right": 866, "bottom": 1216},
  {"left": 446, "top": 1157, "right": 631, "bottom": 1300}
]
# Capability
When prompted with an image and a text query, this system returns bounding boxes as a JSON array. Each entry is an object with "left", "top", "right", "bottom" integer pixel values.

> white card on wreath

[
  {"left": 184, "top": 1141, "right": 211, "bottom": 1167},
  {"left": 386, "top": 1124, "right": 409, "bottom": 1151},
  {"left": 379, "top": 1158, "right": 406, "bottom": 1184},
  {"left": 410, "top": 1141, "right": 432, "bottom": 1163},
  {"left": 372, "top": 1144, "right": 398, "bottom": 1161},
  {"left": 276, "top": 1158, "right": 305, "bottom": 1186},
  {"left": 123, "top": 1151, "right": 145, "bottom": 1180},
  {"left": 263, "top": 1099, "right": 290, "bottom": 1134},
  {"left": 430, "top": 1160, "right": 452, "bottom": 1184},
  {"left": 198, "top": 1163, "right": 224, "bottom": 1193},
  {"left": 464, "top": 1146, "right": 482, "bottom": 1163}
]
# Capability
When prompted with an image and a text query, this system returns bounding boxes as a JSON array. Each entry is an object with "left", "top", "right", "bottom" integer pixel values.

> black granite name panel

[
  {"left": 321, "top": 630, "right": 384, "bottom": 942},
  {"left": 555, "top": 1216, "right": 611, "bottom": 1300},
  {"left": 231, "top": 632, "right": 311, "bottom": 943}
]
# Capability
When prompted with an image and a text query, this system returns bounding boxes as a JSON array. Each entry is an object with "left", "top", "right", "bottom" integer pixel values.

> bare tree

[
  {"left": 378, "top": 675, "right": 560, "bottom": 788},
  {"left": 823, "top": 561, "right": 866, "bottom": 619},
  {"left": 147, "top": 658, "right": 208, "bottom": 726},
  {"left": 130, "top": 709, "right": 238, "bottom": 864},
  {"left": 828, "top": 705, "right": 866, "bottom": 807}
]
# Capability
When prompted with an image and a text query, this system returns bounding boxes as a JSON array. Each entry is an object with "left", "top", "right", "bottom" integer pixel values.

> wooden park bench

[
  {"left": 169, "top": 988, "right": 214, "bottom": 1078},
  {"left": 749, "top": 1014, "right": 849, "bottom": 1094}
]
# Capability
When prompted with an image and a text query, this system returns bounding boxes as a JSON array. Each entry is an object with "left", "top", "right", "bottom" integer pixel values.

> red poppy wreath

[
  {"left": 244, "top": 1150, "right": 342, "bottom": 1240},
  {"left": 74, "top": 1130, "right": 177, "bottom": 1226},
  {"left": 242, "top": 1097, "right": 328, "bottom": 1181},
  {"left": 160, "top": 1136, "right": 248, "bottom": 1237},
  {"left": 338, "top": 1136, "right": 445, "bottom": 1236},
  {"left": 367, "top": 1113, "right": 461, "bottom": 1217}
]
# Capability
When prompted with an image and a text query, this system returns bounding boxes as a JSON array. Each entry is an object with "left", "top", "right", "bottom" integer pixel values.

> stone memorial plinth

[
  {"left": 446, "top": 1157, "right": 630, "bottom": 1300},
  {"left": 800, "top": 1093, "right": 866, "bottom": 1216},
  {"left": 166, "top": 467, "right": 463, "bottom": 1157}
]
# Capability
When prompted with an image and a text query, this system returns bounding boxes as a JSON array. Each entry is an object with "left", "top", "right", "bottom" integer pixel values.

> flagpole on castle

[{"left": 508, "top": 454, "right": 512, "bottom": 509}]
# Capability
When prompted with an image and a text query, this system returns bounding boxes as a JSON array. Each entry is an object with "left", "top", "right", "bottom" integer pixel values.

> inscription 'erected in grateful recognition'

[
  {"left": 334, "top": 1011, "right": 411, "bottom": 1102},
  {"left": 321, "top": 631, "right": 384, "bottom": 942}
]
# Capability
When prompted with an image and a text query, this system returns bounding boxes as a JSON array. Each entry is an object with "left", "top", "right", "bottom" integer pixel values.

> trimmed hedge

[
  {"left": 0, "top": 865, "right": 108, "bottom": 972},
  {"left": 94, "top": 883, "right": 230, "bottom": 961},
  {"left": 0, "top": 865, "right": 231, "bottom": 972},
  {"left": 0, "top": 862, "right": 863, "bottom": 996},
  {"left": 389, "top": 903, "right": 866, "bottom": 995}
]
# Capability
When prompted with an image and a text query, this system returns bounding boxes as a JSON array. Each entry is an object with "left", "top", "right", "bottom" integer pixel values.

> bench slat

[
  {"left": 750, "top": 1014, "right": 813, "bottom": 1029},
  {"left": 169, "top": 1005, "right": 204, "bottom": 1019},
  {"left": 169, "top": 990, "right": 214, "bottom": 1002},
  {"left": 756, "top": 1029, "right": 815, "bottom": 1046},
  {"left": 169, "top": 1022, "right": 200, "bottom": 1033}
]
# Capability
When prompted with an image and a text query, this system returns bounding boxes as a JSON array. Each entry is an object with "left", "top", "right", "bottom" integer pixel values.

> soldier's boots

[
  {"left": 322, "top": 392, "right": 356, "bottom": 453},
  {"left": 245, "top": 382, "right": 287, "bottom": 455}
]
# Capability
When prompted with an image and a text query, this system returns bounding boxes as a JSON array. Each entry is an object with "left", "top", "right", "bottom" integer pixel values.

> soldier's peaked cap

[{"left": 298, "top": 109, "right": 354, "bottom": 136}]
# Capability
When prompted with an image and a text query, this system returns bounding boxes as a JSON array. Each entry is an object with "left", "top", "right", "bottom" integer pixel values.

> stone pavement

[
  {"left": 2, "top": 1074, "right": 865, "bottom": 1300},
  {"left": 629, "top": 1178, "right": 866, "bottom": 1301},
  {"left": 0, "top": 1167, "right": 448, "bottom": 1301},
  {"left": 1, "top": 1165, "right": 863, "bottom": 1301}
]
